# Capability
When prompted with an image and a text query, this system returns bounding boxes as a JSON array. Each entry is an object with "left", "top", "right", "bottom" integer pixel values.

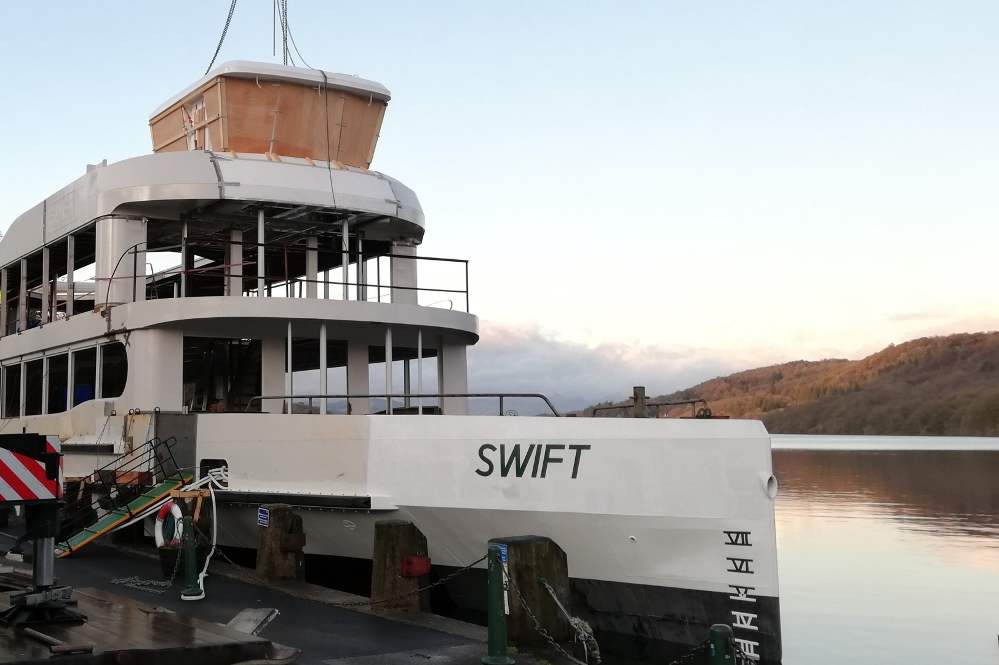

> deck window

[
  {"left": 3, "top": 365, "right": 20, "bottom": 417},
  {"left": 24, "top": 359, "right": 43, "bottom": 416},
  {"left": 72, "top": 348, "right": 97, "bottom": 406},
  {"left": 47, "top": 354, "right": 68, "bottom": 414},
  {"left": 183, "top": 338, "right": 261, "bottom": 412},
  {"left": 100, "top": 343, "right": 127, "bottom": 399}
]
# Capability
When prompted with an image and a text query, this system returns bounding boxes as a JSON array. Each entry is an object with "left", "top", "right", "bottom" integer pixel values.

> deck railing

[
  {"left": 103, "top": 241, "right": 470, "bottom": 313},
  {"left": 244, "top": 393, "right": 561, "bottom": 417}
]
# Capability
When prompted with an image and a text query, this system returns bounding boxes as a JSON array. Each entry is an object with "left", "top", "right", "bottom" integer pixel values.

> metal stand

[{"left": 0, "top": 505, "right": 85, "bottom": 626}]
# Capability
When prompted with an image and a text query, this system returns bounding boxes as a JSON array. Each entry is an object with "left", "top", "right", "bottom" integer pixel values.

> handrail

[
  {"left": 243, "top": 393, "right": 561, "bottom": 417},
  {"left": 102, "top": 241, "right": 471, "bottom": 312},
  {"left": 58, "top": 436, "right": 184, "bottom": 554}
]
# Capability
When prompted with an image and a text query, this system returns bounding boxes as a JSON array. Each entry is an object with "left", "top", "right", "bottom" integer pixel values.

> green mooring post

[
  {"left": 482, "top": 544, "right": 515, "bottom": 665},
  {"left": 180, "top": 516, "right": 204, "bottom": 601},
  {"left": 708, "top": 623, "right": 735, "bottom": 663}
]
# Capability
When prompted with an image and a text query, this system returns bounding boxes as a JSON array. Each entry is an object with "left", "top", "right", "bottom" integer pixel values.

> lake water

[{"left": 771, "top": 435, "right": 999, "bottom": 664}]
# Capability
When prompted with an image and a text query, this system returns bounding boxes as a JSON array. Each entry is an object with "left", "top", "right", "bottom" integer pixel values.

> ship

[{"left": 0, "top": 61, "right": 781, "bottom": 663}]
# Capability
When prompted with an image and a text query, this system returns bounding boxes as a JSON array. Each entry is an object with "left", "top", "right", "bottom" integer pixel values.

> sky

[{"left": 1, "top": 1, "right": 998, "bottom": 408}]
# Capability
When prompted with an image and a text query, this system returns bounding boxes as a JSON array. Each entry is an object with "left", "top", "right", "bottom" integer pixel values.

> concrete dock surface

[{"left": 1, "top": 543, "right": 562, "bottom": 665}]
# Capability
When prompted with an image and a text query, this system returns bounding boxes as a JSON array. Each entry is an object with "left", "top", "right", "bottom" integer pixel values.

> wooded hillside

[{"left": 586, "top": 332, "right": 999, "bottom": 435}]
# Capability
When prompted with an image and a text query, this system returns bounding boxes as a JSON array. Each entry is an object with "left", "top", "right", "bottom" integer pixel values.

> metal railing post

[
  {"left": 131, "top": 247, "right": 138, "bottom": 303},
  {"left": 499, "top": 396, "right": 504, "bottom": 416},
  {"left": 482, "top": 543, "right": 515, "bottom": 665}
]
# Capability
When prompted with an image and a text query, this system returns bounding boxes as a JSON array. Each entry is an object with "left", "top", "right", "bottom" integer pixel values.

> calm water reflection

[{"left": 772, "top": 437, "right": 999, "bottom": 664}]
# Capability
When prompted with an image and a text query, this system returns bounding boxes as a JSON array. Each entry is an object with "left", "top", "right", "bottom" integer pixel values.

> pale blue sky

[{"left": 2, "top": 2, "right": 998, "bottom": 404}]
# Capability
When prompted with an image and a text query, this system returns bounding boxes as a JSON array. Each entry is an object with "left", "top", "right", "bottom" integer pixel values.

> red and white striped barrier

[{"left": 0, "top": 436, "right": 62, "bottom": 502}]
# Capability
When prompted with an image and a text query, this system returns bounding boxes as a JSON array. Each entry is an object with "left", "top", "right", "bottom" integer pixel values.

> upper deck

[{"left": 0, "top": 62, "right": 477, "bottom": 428}]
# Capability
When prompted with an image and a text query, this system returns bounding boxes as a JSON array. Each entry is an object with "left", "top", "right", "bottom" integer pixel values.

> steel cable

[{"left": 204, "top": 0, "right": 240, "bottom": 75}]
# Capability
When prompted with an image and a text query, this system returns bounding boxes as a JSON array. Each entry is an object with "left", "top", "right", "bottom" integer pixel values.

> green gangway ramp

[{"left": 56, "top": 474, "right": 192, "bottom": 558}]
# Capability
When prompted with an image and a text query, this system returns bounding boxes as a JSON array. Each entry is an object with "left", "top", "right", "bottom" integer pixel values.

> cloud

[{"left": 467, "top": 322, "right": 739, "bottom": 412}]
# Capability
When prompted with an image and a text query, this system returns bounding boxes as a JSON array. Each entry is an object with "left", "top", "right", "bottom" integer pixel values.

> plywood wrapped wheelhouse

[{"left": 148, "top": 61, "right": 390, "bottom": 168}]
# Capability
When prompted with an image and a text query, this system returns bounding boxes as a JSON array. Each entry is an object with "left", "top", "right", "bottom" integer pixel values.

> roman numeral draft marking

[
  {"left": 728, "top": 584, "right": 757, "bottom": 603},
  {"left": 724, "top": 530, "right": 752, "bottom": 546},
  {"left": 726, "top": 557, "right": 754, "bottom": 574},
  {"left": 734, "top": 638, "right": 760, "bottom": 662},
  {"left": 731, "top": 610, "right": 758, "bottom": 631}
]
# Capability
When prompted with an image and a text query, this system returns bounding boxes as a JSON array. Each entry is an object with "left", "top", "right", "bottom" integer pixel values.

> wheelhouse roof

[{"left": 150, "top": 60, "right": 392, "bottom": 120}]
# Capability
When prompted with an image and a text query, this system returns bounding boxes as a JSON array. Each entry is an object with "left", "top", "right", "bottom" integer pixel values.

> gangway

[{"left": 56, "top": 437, "right": 191, "bottom": 558}]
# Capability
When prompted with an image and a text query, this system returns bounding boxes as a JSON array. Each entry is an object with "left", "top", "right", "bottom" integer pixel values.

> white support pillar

[
  {"left": 384, "top": 327, "right": 393, "bottom": 415},
  {"left": 65, "top": 235, "right": 75, "bottom": 318},
  {"left": 306, "top": 236, "right": 318, "bottom": 298},
  {"left": 96, "top": 217, "right": 147, "bottom": 306},
  {"left": 260, "top": 337, "right": 285, "bottom": 414},
  {"left": 41, "top": 246, "right": 50, "bottom": 325},
  {"left": 390, "top": 243, "right": 418, "bottom": 305},
  {"left": 0, "top": 267, "right": 8, "bottom": 335},
  {"left": 417, "top": 329, "right": 423, "bottom": 416},
  {"left": 440, "top": 339, "right": 468, "bottom": 415},
  {"left": 346, "top": 340, "right": 370, "bottom": 415},
  {"left": 285, "top": 321, "right": 293, "bottom": 414},
  {"left": 341, "top": 220, "right": 350, "bottom": 300},
  {"left": 319, "top": 321, "right": 327, "bottom": 415},
  {"left": 257, "top": 210, "right": 266, "bottom": 297},
  {"left": 228, "top": 228, "right": 243, "bottom": 296},
  {"left": 18, "top": 258, "right": 27, "bottom": 332},
  {"left": 323, "top": 270, "right": 329, "bottom": 300}
]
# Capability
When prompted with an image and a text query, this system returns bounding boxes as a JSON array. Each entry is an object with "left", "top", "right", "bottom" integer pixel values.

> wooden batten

[{"left": 149, "top": 74, "right": 388, "bottom": 169}]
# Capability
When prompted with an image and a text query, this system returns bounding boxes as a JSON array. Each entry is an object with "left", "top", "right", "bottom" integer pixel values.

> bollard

[
  {"left": 371, "top": 520, "right": 430, "bottom": 612},
  {"left": 255, "top": 504, "right": 306, "bottom": 581},
  {"left": 489, "top": 535, "right": 571, "bottom": 646},
  {"left": 482, "top": 544, "right": 515, "bottom": 665},
  {"left": 708, "top": 624, "right": 735, "bottom": 664},
  {"left": 180, "top": 516, "right": 205, "bottom": 601}
]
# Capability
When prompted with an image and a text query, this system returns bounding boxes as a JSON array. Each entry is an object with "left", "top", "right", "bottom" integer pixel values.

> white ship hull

[{"left": 186, "top": 413, "right": 782, "bottom": 663}]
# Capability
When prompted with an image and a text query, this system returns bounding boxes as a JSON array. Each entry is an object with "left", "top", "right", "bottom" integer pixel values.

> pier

[{"left": 1, "top": 543, "right": 497, "bottom": 665}]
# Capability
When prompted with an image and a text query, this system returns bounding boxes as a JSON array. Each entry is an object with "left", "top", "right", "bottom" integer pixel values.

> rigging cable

[
  {"left": 275, "top": 0, "right": 291, "bottom": 66},
  {"left": 204, "top": 0, "right": 239, "bottom": 75},
  {"left": 287, "top": 23, "right": 313, "bottom": 69}
]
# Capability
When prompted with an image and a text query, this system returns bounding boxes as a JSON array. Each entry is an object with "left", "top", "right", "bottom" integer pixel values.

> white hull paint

[
  {"left": 197, "top": 413, "right": 779, "bottom": 596},
  {"left": 190, "top": 413, "right": 781, "bottom": 661}
]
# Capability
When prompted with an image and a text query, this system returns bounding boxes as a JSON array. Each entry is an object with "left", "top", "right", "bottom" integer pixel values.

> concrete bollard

[
  {"left": 255, "top": 504, "right": 306, "bottom": 581},
  {"left": 371, "top": 520, "right": 430, "bottom": 612},
  {"left": 488, "top": 535, "right": 571, "bottom": 646}
]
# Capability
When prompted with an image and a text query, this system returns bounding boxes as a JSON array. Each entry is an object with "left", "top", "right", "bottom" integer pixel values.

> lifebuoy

[{"left": 154, "top": 500, "right": 184, "bottom": 548}]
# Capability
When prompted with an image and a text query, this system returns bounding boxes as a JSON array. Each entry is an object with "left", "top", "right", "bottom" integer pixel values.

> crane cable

[{"left": 204, "top": 0, "right": 239, "bottom": 75}]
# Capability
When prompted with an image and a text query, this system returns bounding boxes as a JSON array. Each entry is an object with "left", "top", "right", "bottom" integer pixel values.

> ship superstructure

[{"left": 0, "top": 62, "right": 781, "bottom": 663}]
